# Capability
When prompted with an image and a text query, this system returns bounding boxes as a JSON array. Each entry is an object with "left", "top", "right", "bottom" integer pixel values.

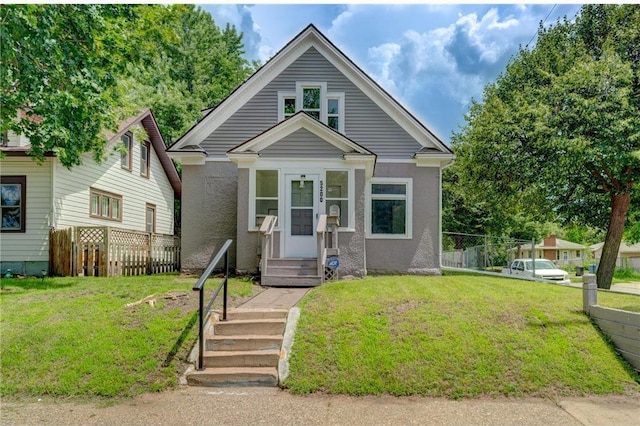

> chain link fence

[{"left": 442, "top": 232, "right": 535, "bottom": 272}]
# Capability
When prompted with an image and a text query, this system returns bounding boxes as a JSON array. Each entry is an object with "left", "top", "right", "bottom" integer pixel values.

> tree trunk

[{"left": 596, "top": 193, "right": 630, "bottom": 289}]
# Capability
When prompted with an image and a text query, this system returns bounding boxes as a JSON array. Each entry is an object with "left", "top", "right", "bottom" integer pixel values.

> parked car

[{"left": 502, "top": 259, "right": 570, "bottom": 284}]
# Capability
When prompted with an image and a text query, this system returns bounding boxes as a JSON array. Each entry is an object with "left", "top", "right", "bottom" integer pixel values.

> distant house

[
  {"left": 167, "top": 25, "right": 454, "bottom": 285},
  {"left": 0, "top": 109, "right": 181, "bottom": 276},
  {"left": 590, "top": 241, "right": 640, "bottom": 271},
  {"left": 516, "top": 234, "right": 585, "bottom": 266}
]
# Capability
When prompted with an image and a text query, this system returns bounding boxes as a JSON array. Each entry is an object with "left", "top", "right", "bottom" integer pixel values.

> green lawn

[
  {"left": 285, "top": 274, "right": 640, "bottom": 398},
  {"left": 0, "top": 274, "right": 260, "bottom": 398}
]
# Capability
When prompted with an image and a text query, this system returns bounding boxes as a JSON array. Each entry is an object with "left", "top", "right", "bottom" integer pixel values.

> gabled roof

[
  {"left": 536, "top": 237, "right": 585, "bottom": 250},
  {"left": 169, "top": 24, "right": 453, "bottom": 156},
  {"left": 228, "top": 111, "right": 375, "bottom": 157},
  {"left": 227, "top": 112, "right": 376, "bottom": 177},
  {"left": 106, "top": 109, "right": 181, "bottom": 198},
  {"left": 590, "top": 241, "right": 640, "bottom": 254}
]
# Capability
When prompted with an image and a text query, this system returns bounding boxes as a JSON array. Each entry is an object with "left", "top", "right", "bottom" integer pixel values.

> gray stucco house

[{"left": 168, "top": 24, "right": 454, "bottom": 285}]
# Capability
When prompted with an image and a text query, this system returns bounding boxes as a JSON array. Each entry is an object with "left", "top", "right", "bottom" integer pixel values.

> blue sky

[{"left": 200, "top": 3, "right": 583, "bottom": 144}]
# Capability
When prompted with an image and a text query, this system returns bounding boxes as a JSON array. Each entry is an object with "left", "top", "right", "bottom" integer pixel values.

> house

[
  {"left": 590, "top": 241, "right": 640, "bottom": 271},
  {"left": 516, "top": 234, "right": 585, "bottom": 266},
  {"left": 0, "top": 109, "right": 181, "bottom": 276},
  {"left": 167, "top": 25, "right": 454, "bottom": 285}
]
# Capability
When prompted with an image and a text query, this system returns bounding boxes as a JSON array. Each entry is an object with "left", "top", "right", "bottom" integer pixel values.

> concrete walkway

[
  {"left": 2, "top": 387, "right": 639, "bottom": 425},
  {"left": 239, "top": 287, "right": 311, "bottom": 309}
]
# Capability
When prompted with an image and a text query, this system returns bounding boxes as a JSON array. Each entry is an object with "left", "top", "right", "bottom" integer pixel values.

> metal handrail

[{"left": 192, "top": 239, "right": 233, "bottom": 371}]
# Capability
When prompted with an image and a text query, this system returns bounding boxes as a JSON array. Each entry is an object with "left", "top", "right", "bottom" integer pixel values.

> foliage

[
  {"left": 451, "top": 5, "right": 640, "bottom": 288},
  {"left": 285, "top": 275, "right": 639, "bottom": 397},
  {"left": 0, "top": 4, "right": 129, "bottom": 167},
  {"left": 0, "top": 4, "right": 254, "bottom": 165}
]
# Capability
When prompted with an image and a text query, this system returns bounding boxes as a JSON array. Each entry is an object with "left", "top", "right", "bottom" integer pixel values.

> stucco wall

[
  {"left": 181, "top": 161, "right": 238, "bottom": 273},
  {"left": 336, "top": 169, "right": 366, "bottom": 277},
  {"left": 366, "top": 163, "right": 441, "bottom": 275}
]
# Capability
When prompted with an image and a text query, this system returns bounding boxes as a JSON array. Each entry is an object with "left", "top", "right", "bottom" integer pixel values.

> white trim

[
  {"left": 166, "top": 151, "right": 206, "bottom": 165},
  {"left": 170, "top": 26, "right": 451, "bottom": 154},
  {"left": 228, "top": 113, "right": 373, "bottom": 157},
  {"left": 365, "top": 177, "right": 413, "bottom": 240},
  {"left": 277, "top": 91, "right": 296, "bottom": 122},
  {"left": 324, "top": 168, "right": 354, "bottom": 231}
]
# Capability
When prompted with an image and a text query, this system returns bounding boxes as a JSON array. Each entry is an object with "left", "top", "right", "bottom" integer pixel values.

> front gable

[{"left": 168, "top": 24, "right": 453, "bottom": 166}]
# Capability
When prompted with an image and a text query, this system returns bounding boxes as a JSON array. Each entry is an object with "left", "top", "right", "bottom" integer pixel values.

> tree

[
  {"left": 0, "top": 4, "right": 131, "bottom": 167},
  {"left": 452, "top": 5, "right": 640, "bottom": 288}
]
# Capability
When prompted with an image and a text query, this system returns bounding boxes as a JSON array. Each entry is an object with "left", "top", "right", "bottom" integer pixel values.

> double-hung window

[
  {"left": 120, "top": 132, "right": 132, "bottom": 171},
  {"left": 145, "top": 203, "right": 156, "bottom": 233},
  {"left": 1, "top": 176, "right": 26, "bottom": 232},
  {"left": 367, "top": 178, "right": 412, "bottom": 239},
  {"left": 277, "top": 82, "right": 345, "bottom": 132},
  {"left": 254, "top": 170, "right": 279, "bottom": 228},
  {"left": 140, "top": 141, "right": 150, "bottom": 178},
  {"left": 325, "top": 170, "right": 349, "bottom": 227}
]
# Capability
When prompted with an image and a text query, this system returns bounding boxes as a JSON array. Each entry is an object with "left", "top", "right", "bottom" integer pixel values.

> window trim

[
  {"left": 120, "top": 132, "right": 133, "bottom": 171},
  {"left": 365, "top": 177, "right": 413, "bottom": 239},
  {"left": 325, "top": 169, "right": 354, "bottom": 231},
  {"left": 249, "top": 169, "right": 280, "bottom": 231},
  {"left": 145, "top": 203, "right": 156, "bottom": 234},
  {"left": 89, "top": 188, "right": 122, "bottom": 222},
  {"left": 140, "top": 140, "right": 150, "bottom": 178},
  {"left": 278, "top": 83, "right": 345, "bottom": 132},
  {"left": 0, "top": 175, "right": 26, "bottom": 233}
]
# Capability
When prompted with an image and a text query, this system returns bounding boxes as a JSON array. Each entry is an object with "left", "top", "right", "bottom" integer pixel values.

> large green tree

[
  {"left": 452, "top": 5, "right": 640, "bottom": 288},
  {"left": 1, "top": 4, "right": 254, "bottom": 165},
  {"left": 0, "top": 4, "right": 129, "bottom": 167}
]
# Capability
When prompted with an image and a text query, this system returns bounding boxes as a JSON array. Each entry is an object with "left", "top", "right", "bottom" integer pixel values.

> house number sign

[{"left": 319, "top": 180, "right": 324, "bottom": 202}]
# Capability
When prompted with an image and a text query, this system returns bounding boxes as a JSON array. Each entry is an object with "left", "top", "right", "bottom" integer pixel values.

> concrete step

[
  {"left": 267, "top": 258, "right": 317, "bottom": 268},
  {"left": 215, "top": 308, "right": 289, "bottom": 321},
  {"left": 202, "top": 349, "right": 280, "bottom": 368},
  {"left": 187, "top": 367, "right": 278, "bottom": 387},
  {"left": 207, "top": 334, "right": 283, "bottom": 352},
  {"left": 266, "top": 265, "right": 318, "bottom": 276},
  {"left": 214, "top": 318, "right": 286, "bottom": 336},
  {"left": 261, "top": 275, "right": 322, "bottom": 287}
]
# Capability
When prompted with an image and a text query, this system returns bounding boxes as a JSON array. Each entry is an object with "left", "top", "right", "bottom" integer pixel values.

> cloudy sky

[{"left": 200, "top": 3, "right": 583, "bottom": 144}]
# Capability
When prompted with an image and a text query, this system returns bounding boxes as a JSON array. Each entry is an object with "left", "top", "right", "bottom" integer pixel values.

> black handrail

[{"left": 192, "top": 239, "right": 233, "bottom": 371}]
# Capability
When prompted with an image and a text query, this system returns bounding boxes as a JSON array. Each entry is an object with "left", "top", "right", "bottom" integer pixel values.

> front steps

[
  {"left": 261, "top": 258, "right": 322, "bottom": 287},
  {"left": 186, "top": 308, "right": 288, "bottom": 387}
]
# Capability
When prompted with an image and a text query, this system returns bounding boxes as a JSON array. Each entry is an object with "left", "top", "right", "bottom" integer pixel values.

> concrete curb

[{"left": 278, "top": 307, "right": 301, "bottom": 385}]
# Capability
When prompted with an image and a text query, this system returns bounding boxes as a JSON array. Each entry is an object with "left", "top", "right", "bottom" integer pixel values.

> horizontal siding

[
  {"left": 54, "top": 135, "right": 175, "bottom": 235},
  {"left": 0, "top": 158, "right": 52, "bottom": 261},
  {"left": 260, "top": 128, "right": 344, "bottom": 158},
  {"left": 202, "top": 47, "right": 423, "bottom": 159}
]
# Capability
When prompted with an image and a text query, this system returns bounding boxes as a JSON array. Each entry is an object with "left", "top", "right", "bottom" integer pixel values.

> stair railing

[
  {"left": 192, "top": 238, "right": 233, "bottom": 371},
  {"left": 259, "top": 215, "right": 277, "bottom": 276}
]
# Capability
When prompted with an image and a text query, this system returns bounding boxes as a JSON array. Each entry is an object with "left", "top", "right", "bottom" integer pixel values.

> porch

[{"left": 258, "top": 213, "right": 339, "bottom": 287}]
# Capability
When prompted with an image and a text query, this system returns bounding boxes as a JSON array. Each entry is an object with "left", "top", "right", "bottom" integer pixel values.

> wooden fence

[{"left": 49, "top": 226, "right": 180, "bottom": 277}]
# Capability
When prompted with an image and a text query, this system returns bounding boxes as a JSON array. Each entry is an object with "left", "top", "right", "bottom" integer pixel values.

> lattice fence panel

[{"left": 77, "top": 227, "right": 105, "bottom": 244}]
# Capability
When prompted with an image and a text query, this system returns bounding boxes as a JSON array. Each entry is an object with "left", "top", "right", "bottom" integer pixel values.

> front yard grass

[
  {"left": 0, "top": 274, "right": 260, "bottom": 399},
  {"left": 285, "top": 274, "right": 640, "bottom": 398}
]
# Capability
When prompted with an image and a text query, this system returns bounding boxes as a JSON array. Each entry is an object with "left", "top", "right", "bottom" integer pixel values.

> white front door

[{"left": 285, "top": 174, "right": 319, "bottom": 258}]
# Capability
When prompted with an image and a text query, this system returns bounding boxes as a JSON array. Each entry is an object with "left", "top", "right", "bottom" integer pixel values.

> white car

[{"left": 503, "top": 259, "right": 571, "bottom": 284}]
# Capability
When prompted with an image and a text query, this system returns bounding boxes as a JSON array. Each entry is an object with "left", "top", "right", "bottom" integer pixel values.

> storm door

[{"left": 284, "top": 174, "right": 319, "bottom": 258}]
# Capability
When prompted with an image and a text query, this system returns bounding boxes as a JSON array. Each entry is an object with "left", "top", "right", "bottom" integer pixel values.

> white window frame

[
  {"left": 325, "top": 169, "right": 354, "bottom": 231},
  {"left": 248, "top": 168, "right": 281, "bottom": 231},
  {"left": 278, "top": 83, "right": 345, "bottom": 133},
  {"left": 365, "top": 177, "right": 413, "bottom": 239}
]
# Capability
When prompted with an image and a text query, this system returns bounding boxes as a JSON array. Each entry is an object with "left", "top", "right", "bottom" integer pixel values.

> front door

[{"left": 285, "top": 174, "right": 318, "bottom": 258}]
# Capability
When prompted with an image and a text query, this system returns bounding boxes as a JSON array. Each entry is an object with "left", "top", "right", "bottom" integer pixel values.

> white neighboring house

[
  {"left": 0, "top": 109, "right": 181, "bottom": 276},
  {"left": 590, "top": 241, "right": 640, "bottom": 271}
]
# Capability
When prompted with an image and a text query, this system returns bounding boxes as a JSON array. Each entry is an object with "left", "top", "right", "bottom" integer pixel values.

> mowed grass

[
  {"left": 285, "top": 274, "right": 640, "bottom": 398},
  {"left": 0, "top": 274, "right": 259, "bottom": 398}
]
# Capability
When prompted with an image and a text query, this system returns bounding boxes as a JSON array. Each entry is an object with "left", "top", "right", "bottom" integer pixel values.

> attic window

[{"left": 277, "top": 82, "right": 345, "bottom": 132}]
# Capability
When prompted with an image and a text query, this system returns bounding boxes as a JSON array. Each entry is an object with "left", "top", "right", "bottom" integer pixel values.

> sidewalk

[{"left": 2, "top": 386, "right": 639, "bottom": 425}]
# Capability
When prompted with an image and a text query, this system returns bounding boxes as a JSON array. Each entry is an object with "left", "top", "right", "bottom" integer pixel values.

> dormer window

[{"left": 278, "top": 82, "right": 345, "bottom": 132}]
